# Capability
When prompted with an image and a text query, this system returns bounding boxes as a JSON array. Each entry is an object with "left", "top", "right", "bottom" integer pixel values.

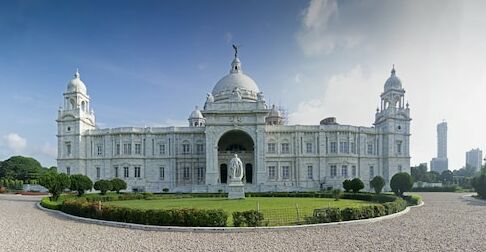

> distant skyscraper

[
  {"left": 431, "top": 121, "right": 448, "bottom": 173},
  {"left": 466, "top": 148, "right": 483, "bottom": 171}
]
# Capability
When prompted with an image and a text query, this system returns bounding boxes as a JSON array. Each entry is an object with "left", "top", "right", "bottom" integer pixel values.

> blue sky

[{"left": 1, "top": 0, "right": 485, "bottom": 170}]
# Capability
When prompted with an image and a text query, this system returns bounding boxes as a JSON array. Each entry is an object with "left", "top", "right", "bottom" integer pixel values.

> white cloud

[
  {"left": 3, "top": 133, "right": 27, "bottom": 154},
  {"left": 289, "top": 65, "right": 383, "bottom": 126}
]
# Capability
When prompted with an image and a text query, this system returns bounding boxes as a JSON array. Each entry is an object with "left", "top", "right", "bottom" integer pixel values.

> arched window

[
  {"left": 81, "top": 101, "right": 86, "bottom": 112},
  {"left": 70, "top": 99, "right": 76, "bottom": 109}
]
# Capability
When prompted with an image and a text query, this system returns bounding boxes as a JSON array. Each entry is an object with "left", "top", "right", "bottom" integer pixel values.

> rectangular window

[
  {"left": 124, "top": 167, "right": 129, "bottom": 178},
  {"left": 367, "top": 144, "right": 373, "bottom": 155},
  {"left": 282, "top": 166, "right": 290, "bottom": 179},
  {"left": 330, "top": 142, "right": 337, "bottom": 153},
  {"left": 159, "top": 167, "right": 164, "bottom": 180},
  {"left": 134, "top": 166, "right": 141, "bottom": 178},
  {"left": 197, "top": 167, "right": 205, "bottom": 181},
  {"left": 351, "top": 142, "right": 356, "bottom": 154},
  {"left": 183, "top": 167, "right": 190, "bottom": 180},
  {"left": 159, "top": 144, "right": 165, "bottom": 155},
  {"left": 341, "top": 165, "right": 348, "bottom": 177},
  {"left": 281, "top": 143, "right": 290, "bottom": 154},
  {"left": 124, "top": 143, "right": 132, "bottom": 155},
  {"left": 397, "top": 141, "right": 402, "bottom": 154},
  {"left": 330, "top": 165, "right": 337, "bottom": 177},
  {"left": 267, "top": 143, "right": 276, "bottom": 153},
  {"left": 196, "top": 144, "right": 204, "bottom": 154},
  {"left": 97, "top": 145, "right": 102, "bottom": 156},
  {"left": 66, "top": 142, "right": 72, "bottom": 156},
  {"left": 96, "top": 167, "right": 100, "bottom": 179},
  {"left": 339, "top": 142, "right": 349, "bottom": 153},
  {"left": 307, "top": 165, "right": 313, "bottom": 179},
  {"left": 66, "top": 167, "right": 71, "bottom": 175},
  {"left": 369, "top": 166, "right": 374, "bottom": 178},
  {"left": 351, "top": 165, "right": 356, "bottom": 177},
  {"left": 182, "top": 144, "right": 190, "bottom": 154},
  {"left": 306, "top": 143, "right": 313, "bottom": 153},
  {"left": 268, "top": 166, "right": 276, "bottom": 179},
  {"left": 116, "top": 144, "right": 120, "bottom": 155},
  {"left": 114, "top": 166, "right": 119, "bottom": 178},
  {"left": 135, "top": 144, "right": 141, "bottom": 155}
]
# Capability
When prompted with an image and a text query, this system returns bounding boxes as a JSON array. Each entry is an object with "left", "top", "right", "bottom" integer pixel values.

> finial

[
  {"left": 232, "top": 44, "right": 239, "bottom": 58},
  {"left": 376, "top": 107, "right": 379, "bottom": 112},
  {"left": 391, "top": 64, "right": 396, "bottom": 75},
  {"left": 406, "top": 101, "right": 409, "bottom": 108},
  {"left": 74, "top": 68, "right": 80, "bottom": 78},
  {"left": 195, "top": 106, "right": 199, "bottom": 110}
]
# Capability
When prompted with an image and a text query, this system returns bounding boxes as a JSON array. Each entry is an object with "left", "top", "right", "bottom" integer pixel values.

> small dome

[
  {"left": 67, "top": 69, "right": 87, "bottom": 94},
  {"left": 384, "top": 66, "right": 402, "bottom": 91},
  {"left": 268, "top": 105, "right": 282, "bottom": 118},
  {"left": 189, "top": 106, "right": 203, "bottom": 119},
  {"left": 212, "top": 57, "right": 260, "bottom": 102}
]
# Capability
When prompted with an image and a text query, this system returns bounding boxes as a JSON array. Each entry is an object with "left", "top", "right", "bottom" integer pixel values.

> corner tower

[
  {"left": 374, "top": 66, "right": 411, "bottom": 185},
  {"left": 56, "top": 70, "right": 96, "bottom": 175}
]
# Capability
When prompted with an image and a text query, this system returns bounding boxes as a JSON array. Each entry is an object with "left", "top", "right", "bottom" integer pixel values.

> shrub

[
  {"left": 310, "top": 207, "right": 342, "bottom": 223},
  {"left": 472, "top": 174, "right": 486, "bottom": 199},
  {"left": 40, "top": 197, "right": 62, "bottom": 210},
  {"left": 39, "top": 171, "right": 71, "bottom": 201},
  {"left": 331, "top": 189, "right": 342, "bottom": 201},
  {"left": 162, "top": 188, "right": 170, "bottom": 193},
  {"left": 69, "top": 174, "right": 93, "bottom": 196},
  {"left": 370, "top": 176, "right": 385, "bottom": 194},
  {"left": 342, "top": 179, "right": 352, "bottom": 192},
  {"left": 411, "top": 186, "right": 457, "bottom": 192},
  {"left": 390, "top": 172, "right": 414, "bottom": 197},
  {"left": 94, "top": 180, "right": 113, "bottom": 195},
  {"left": 232, "top": 210, "right": 264, "bottom": 227},
  {"left": 110, "top": 178, "right": 127, "bottom": 193},
  {"left": 350, "top": 178, "right": 365, "bottom": 193}
]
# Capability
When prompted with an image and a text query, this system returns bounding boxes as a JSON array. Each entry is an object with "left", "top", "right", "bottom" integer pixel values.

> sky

[{"left": 0, "top": 0, "right": 485, "bottom": 170}]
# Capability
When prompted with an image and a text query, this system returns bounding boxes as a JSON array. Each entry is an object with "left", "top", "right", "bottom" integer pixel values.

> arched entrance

[{"left": 217, "top": 130, "right": 254, "bottom": 185}]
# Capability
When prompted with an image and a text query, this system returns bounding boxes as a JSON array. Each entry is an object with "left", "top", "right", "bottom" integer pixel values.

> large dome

[
  {"left": 211, "top": 58, "right": 260, "bottom": 102},
  {"left": 384, "top": 67, "right": 402, "bottom": 91},
  {"left": 67, "top": 70, "right": 87, "bottom": 94}
]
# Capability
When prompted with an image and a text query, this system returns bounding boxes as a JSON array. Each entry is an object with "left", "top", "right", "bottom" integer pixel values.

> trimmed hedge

[
  {"left": 60, "top": 198, "right": 228, "bottom": 227},
  {"left": 305, "top": 197, "right": 407, "bottom": 224},
  {"left": 232, "top": 210, "right": 265, "bottom": 227},
  {"left": 411, "top": 186, "right": 457, "bottom": 192},
  {"left": 40, "top": 197, "right": 62, "bottom": 210}
]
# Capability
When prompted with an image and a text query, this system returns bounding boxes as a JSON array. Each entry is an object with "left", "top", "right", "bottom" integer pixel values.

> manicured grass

[{"left": 104, "top": 197, "right": 378, "bottom": 226}]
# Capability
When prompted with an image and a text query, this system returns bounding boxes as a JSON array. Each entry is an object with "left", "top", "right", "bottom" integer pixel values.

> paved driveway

[{"left": 1, "top": 192, "right": 485, "bottom": 251}]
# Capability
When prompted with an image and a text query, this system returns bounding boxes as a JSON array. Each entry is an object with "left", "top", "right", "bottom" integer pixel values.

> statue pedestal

[{"left": 228, "top": 180, "right": 245, "bottom": 199}]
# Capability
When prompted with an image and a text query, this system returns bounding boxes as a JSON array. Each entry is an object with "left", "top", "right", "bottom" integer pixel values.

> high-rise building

[
  {"left": 466, "top": 148, "right": 483, "bottom": 171},
  {"left": 431, "top": 121, "right": 448, "bottom": 173}
]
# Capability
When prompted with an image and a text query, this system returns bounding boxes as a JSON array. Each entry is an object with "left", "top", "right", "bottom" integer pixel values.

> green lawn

[{"left": 104, "top": 197, "right": 378, "bottom": 226}]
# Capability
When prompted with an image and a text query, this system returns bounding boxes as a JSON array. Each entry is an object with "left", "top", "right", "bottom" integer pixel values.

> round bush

[
  {"left": 370, "top": 176, "right": 385, "bottom": 194},
  {"left": 94, "top": 180, "right": 113, "bottom": 195},
  {"left": 350, "top": 178, "right": 364, "bottom": 193},
  {"left": 110, "top": 178, "right": 127, "bottom": 193},
  {"left": 342, "top": 179, "right": 352, "bottom": 192},
  {"left": 390, "top": 172, "right": 413, "bottom": 197},
  {"left": 69, "top": 174, "right": 93, "bottom": 196}
]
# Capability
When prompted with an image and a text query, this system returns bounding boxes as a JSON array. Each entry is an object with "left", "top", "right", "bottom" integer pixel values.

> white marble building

[{"left": 57, "top": 52, "right": 411, "bottom": 192}]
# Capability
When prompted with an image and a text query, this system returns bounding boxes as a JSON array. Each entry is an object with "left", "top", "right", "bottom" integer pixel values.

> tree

[
  {"left": 411, "top": 164, "right": 427, "bottom": 182},
  {"left": 0, "top": 156, "right": 43, "bottom": 181},
  {"left": 331, "top": 188, "right": 342, "bottom": 201},
  {"left": 440, "top": 170, "right": 454, "bottom": 185},
  {"left": 370, "top": 176, "right": 385, "bottom": 194},
  {"left": 69, "top": 174, "right": 93, "bottom": 196},
  {"left": 342, "top": 179, "right": 352, "bottom": 192},
  {"left": 390, "top": 172, "right": 414, "bottom": 197},
  {"left": 110, "top": 178, "right": 127, "bottom": 193},
  {"left": 94, "top": 180, "right": 113, "bottom": 195},
  {"left": 350, "top": 178, "right": 364, "bottom": 193},
  {"left": 472, "top": 174, "right": 486, "bottom": 199},
  {"left": 39, "top": 171, "right": 71, "bottom": 201}
]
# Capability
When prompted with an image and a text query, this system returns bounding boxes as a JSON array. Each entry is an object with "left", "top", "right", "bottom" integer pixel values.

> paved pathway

[{"left": 1, "top": 193, "right": 485, "bottom": 251}]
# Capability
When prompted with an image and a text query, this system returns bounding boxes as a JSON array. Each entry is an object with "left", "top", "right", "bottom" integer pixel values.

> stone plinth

[{"left": 228, "top": 180, "right": 245, "bottom": 199}]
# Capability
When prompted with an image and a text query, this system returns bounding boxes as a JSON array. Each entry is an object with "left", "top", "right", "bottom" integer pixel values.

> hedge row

[
  {"left": 60, "top": 198, "right": 228, "bottom": 227},
  {"left": 246, "top": 191, "right": 398, "bottom": 203},
  {"left": 305, "top": 198, "right": 408, "bottom": 224},
  {"left": 232, "top": 210, "right": 265, "bottom": 227},
  {"left": 411, "top": 186, "right": 457, "bottom": 192},
  {"left": 40, "top": 197, "right": 62, "bottom": 210}
]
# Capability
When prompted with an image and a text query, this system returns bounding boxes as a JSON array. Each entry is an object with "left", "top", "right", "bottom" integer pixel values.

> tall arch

[{"left": 217, "top": 130, "right": 255, "bottom": 185}]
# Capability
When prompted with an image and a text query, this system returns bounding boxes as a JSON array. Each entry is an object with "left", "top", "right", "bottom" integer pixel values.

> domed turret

[
  {"left": 188, "top": 106, "right": 205, "bottom": 127},
  {"left": 384, "top": 66, "right": 402, "bottom": 91},
  {"left": 211, "top": 49, "right": 260, "bottom": 102},
  {"left": 67, "top": 69, "right": 87, "bottom": 94},
  {"left": 266, "top": 105, "right": 283, "bottom": 125}
]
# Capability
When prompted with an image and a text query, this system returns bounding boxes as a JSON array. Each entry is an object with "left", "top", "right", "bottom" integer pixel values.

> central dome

[{"left": 212, "top": 57, "right": 260, "bottom": 102}]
